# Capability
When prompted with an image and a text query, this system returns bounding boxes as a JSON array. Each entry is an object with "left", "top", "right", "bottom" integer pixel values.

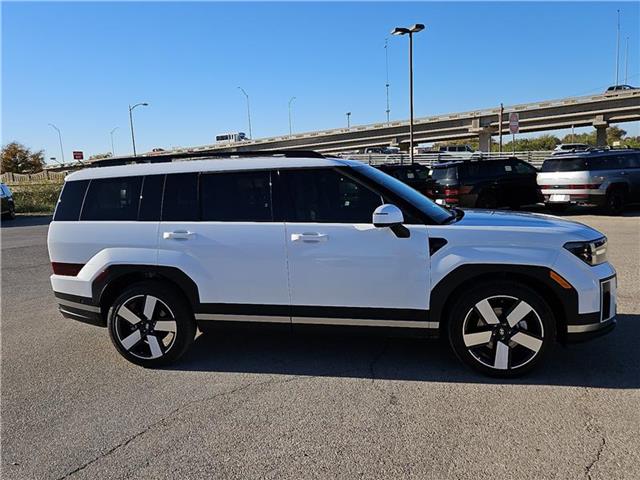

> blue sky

[{"left": 3, "top": 1, "right": 639, "bottom": 162}]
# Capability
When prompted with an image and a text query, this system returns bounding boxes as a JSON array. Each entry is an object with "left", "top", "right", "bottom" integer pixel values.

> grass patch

[{"left": 10, "top": 183, "right": 62, "bottom": 214}]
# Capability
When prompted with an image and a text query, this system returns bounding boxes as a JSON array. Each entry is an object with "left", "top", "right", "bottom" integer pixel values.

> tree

[{"left": 1, "top": 142, "right": 45, "bottom": 174}]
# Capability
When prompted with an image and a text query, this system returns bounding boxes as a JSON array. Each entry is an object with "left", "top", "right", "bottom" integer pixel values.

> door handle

[
  {"left": 163, "top": 230, "right": 194, "bottom": 240},
  {"left": 291, "top": 232, "right": 328, "bottom": 243}
]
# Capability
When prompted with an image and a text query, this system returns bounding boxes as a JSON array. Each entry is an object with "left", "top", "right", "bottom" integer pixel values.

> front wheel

[
  {"left": 604, "top": 189, "right": 625, "bottom": 215},
  {"left": 107, "top": 281, "right": 196, "bottom": 367},
  {"left": 448, "top": 282, "right": 555, "bottom": 377}
]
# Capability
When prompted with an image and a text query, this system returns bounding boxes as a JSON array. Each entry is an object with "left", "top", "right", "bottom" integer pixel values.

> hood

[{"left": 454, "top": 209, "right": 603, "bottom": 240}]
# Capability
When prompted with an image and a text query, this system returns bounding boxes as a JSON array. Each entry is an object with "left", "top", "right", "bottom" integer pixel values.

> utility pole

[
  {"left": 110, "top": 127, "right": 119, "bottom": 156},
  {"left": 385, "top": 38, "right": 391, "bottom": 123},
  {"left": 624, "top": 36, "right": 629, "bottom": 84},
  {"left": 498, "top": 103, "right": 504, "bottom": 154},
  {"left": 288, "top": 97, "right": 296, "bottom": 136},
  {"left": 615, "top": 9, "right": 620, "bottom": 86},
  {"left": 48, "top": 123, "right": 65, "bottom": 164},
  {"left": 237, "top": 87, "right": 253, "bottom": 139}
]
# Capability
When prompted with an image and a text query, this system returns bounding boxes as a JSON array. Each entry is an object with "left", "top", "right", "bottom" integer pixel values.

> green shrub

[{"left": 10, "top": 183, "right": 62, "bottom": 214}]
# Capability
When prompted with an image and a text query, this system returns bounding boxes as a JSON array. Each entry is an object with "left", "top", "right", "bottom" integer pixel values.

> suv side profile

[
  {"left": 427, "top": 158, "right": 542, "bottom": 209},
  {"left": 538, "top": 149, "right": 640, "bottom": 214},
  {"left": 48, "top": 154, "right": 616, "bottom": 377}
]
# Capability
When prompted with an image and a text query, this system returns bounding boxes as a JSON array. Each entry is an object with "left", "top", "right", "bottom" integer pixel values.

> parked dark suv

[
  {"left": 1, "top": 183, "right": 16, "bottom": 220},
  {"left": 374, "top": 163, "right": 431, "bottom": 195},
  {"left": 427, "top": 158, "right": 542, "bottom": 209}
]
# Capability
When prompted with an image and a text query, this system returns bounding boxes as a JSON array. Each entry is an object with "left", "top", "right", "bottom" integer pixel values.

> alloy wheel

[
  {"left": 114, "top": 295, "right": 178, "bottom": 360},
  {"left": 462, "top": 295, "right": 544, "bottom": 371}
]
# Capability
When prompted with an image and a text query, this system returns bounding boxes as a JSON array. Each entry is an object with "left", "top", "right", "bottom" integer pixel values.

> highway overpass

[{"left": 99, "top": 90, "right": 640, "bottom": 164}]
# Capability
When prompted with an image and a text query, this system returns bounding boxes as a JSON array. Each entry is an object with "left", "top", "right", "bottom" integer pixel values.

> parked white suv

[{"left": 48, "top": 153, "right": 617, "bottom": 377}]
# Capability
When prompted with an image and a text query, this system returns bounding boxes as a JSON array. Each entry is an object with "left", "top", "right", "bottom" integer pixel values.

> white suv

[{"left": 48, "top": 153, "right": 617, "bottom": 377}]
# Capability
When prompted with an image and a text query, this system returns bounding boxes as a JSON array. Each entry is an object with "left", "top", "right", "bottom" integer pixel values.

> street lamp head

[
  {"left": 141, "top": 103, "right": 149, "bottom": 106},
  {"left": 409, "top": 23, "right": 425, "bottom": 33},
  {"left": 391, "top": 27, "right": 410, "bottom": 36}
]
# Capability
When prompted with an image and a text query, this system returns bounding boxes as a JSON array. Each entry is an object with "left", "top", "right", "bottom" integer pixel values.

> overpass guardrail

[{"left": 339, "top": 151, "right": 554, "bottom": 168}]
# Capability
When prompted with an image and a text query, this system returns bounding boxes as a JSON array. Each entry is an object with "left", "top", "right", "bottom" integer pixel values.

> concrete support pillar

[
  {"left": 478, "top": 132, "right": 492, "bottom": 152},
  {"left": 595, "top": 125, "right": 608, "bottom": 147}
]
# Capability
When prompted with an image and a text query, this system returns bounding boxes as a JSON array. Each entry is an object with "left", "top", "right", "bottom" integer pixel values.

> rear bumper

[
  {"left": 541, "top": 189, "right": 605, "bottom": 206},
  {"left": 54, "top": 291, "right": 104, "bottom": 327}
]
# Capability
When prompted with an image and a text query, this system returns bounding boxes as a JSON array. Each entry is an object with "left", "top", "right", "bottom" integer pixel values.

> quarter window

[
  {"left": 200, "top": 171, "right": 272, "bottom": 222},
  {"left": 284, "top": 168, "right": 383, "bottom": 223},
  {"left": 80, "top": 176, "right": 142, "bottom": 221},
  {"left": 54, "top": 180, "right": 89, "bottom": 221}
]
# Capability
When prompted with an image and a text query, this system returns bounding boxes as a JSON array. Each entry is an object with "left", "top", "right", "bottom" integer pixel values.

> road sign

[
  {"left": 72, "top": 151, "right": 84, "bottom": 160},
  {"left": 509, "top": 112, "right": 519, "bottom": 134}
]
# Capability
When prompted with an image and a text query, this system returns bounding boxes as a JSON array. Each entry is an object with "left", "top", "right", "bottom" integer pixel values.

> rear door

[
  {"left": 621, "top": 153, "right": 640, "bottom": 201},
  {"left": 281, "top": 167, "right": 431, "bottom": 328},
  {"left": 157, "top": 170, "right": 290, "bottom": 323}
]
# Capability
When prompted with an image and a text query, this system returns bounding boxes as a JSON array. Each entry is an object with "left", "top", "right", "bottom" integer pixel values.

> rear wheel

[
  {"left": 448, "top": 282, "right": 555, "bottom": 377},
  {"left": 604, "top": 188, "right": 625, "bottom": 215},
  {"left": 107, "top": 281, "right": 196, "bottom": 367}
]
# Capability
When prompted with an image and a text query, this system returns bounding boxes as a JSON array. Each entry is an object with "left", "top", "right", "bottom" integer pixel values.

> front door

[{"left": 281, "top": 168, "right": 431, "bottom": 329}]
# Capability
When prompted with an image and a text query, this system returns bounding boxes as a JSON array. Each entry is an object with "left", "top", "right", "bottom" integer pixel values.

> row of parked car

[{"left": 375, "top": 148, "right": 640, "bottom": 215}]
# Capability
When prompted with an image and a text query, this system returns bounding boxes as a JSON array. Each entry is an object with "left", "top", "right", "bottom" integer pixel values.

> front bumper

[{"left": 565, "top": 274, "right": 616, "bottom": 342}]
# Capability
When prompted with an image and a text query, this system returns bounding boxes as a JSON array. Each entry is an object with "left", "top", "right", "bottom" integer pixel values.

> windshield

[
  {"left": 354, "top": 164, "right": 453, "bottom": 224},
  {"left": 541, "top": 157, "right": 588, "bottom": 172}
]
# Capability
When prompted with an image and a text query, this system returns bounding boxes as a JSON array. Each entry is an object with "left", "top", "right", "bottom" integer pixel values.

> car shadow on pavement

[
  {"left": 171, "top": 314, "right": 639, "bottom": 388},
  {"left": 1, "top": 215, "right": 52, "bottom": 228}
]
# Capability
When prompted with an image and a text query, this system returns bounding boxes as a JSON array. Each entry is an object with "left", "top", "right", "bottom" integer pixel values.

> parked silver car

[{"left": 537, "top": 149, "right": 640, "bottom": 214}]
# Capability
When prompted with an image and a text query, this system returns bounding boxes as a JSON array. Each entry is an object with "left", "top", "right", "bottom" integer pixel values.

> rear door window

[
  {"left": 54, "top": 180, "right": 89, "bottom": 221},
  {"left": 162, "top": 173, "right": 199, "bottom": 221},
  {"left": 200, "top": 171, "right": 273, "bottom": 222},
  {"left": 80, "top": 176, "right": 142, "bottom": 221}
]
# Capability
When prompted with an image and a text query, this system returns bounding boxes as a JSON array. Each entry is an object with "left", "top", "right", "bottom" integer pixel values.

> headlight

[{"left": 564, "top": 237, "right": 607, "bottom": 266}]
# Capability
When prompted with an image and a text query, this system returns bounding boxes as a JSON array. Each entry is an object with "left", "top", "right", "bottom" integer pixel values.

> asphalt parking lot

[{"left": 1, "top": 212, "right": 639, "bottom": 480}]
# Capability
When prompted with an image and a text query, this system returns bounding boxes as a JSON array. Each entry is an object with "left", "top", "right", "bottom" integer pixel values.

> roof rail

[{"left": 90, "top": 149, "right": 325, "bottom": 167}]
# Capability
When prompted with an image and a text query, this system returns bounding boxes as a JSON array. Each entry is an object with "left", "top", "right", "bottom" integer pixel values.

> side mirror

[
  {"left": 373, "top": 204, "right": 404, "bottom": 227},
  {"left": 373, "top": 204, "right": 410, "bottom": 238}
]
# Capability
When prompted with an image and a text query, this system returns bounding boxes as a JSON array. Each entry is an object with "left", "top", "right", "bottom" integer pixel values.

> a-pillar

[{"left": 478, "top": 131, "right": 492, "bottom": 152}]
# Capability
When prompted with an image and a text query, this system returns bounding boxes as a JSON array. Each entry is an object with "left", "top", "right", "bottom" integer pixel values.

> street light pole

[
  {"left": 615, "top": 9, "right": 620, "bottom": 86},
  {"left": 288, "top": 97, "right": 296, "bottom": 136},
  {"left": 392, "top": 23, "right": 425, "bottom": 165},
  {"left": 48, "top": 123, "right": 65, "bottom": 164},
  {"left": 346, "top": 112, "right": 351, "bottom": 129},
  {"left": 385, "top": 38, "right": 391, "bottom": 123},
  {"left": 128, "top": 102, "right": 148, "bottom": 157},
  {"left": 238, "top": 87, "right": 253, "bottom": 139},
  {"left": 110, "top": 127, "right": 119, "bottom": 157}
]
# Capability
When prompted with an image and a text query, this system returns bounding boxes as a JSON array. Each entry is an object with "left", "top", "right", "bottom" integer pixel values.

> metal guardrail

[{"left": 340, "top": 151, "right": 553, "bottom": 168}]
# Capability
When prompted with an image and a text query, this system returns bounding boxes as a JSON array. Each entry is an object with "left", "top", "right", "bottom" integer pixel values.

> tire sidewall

[
  {"left": 605, "top": 189, "right": 625, "bottom": 215},
  {"left": 107, "top": 281, "right": 196, "bottom": 367},
  {"left": 448, "top": 282, "right": 555, "bottom": 377}
]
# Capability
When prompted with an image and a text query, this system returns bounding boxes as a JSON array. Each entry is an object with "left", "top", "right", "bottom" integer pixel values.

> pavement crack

[
  {"left": 585, "top": 436, "right": 606, "bottom": 480},
  {"left": 55, "top": 375, "right": 309, "bottom": 479}
]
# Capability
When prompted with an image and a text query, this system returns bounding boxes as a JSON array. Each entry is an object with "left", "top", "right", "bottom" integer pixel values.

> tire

[
  {"left": 603, "top": 188, "right": 625, "bottom": 216},
  {"left": 2, "top": 204, "right": 15, "bottom": 220},
  {"left": 475, "top": 192, "right": 497, "bottom": 209},
  {"left": 546, "top": 203, "right": 569, "bottom": 214},
  {"left": 447, "top": 281, "right": 555, "bottom": 377},
  {"left": 107, "top": 281, "right": 196, "bottom": 367}
]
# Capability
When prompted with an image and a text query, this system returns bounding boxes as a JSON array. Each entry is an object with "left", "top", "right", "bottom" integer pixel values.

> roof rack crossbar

[{"left": 91, "top": 149, "right": 325, "bottom": 167}]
